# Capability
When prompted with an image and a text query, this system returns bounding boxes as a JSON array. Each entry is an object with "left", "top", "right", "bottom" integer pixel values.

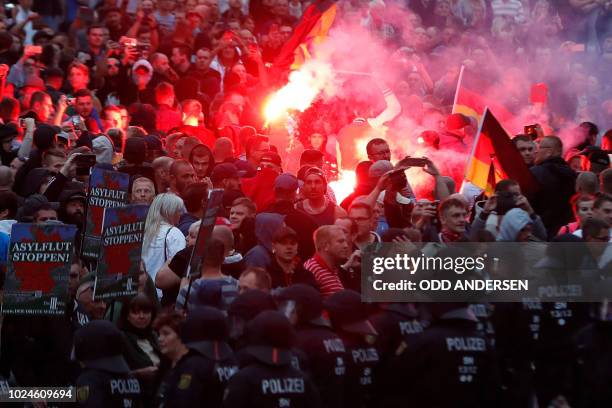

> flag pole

[
  {"left": 451, "top": 65, "right": 465, "bottom": 115},
  {"left": 462, "top": 106, "right": 489, "bottom": 183}
]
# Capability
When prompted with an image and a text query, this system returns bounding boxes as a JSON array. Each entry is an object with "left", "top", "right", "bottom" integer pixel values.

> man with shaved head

[{"left": 169, "top": 159, "right": 196, "bottom": 197}]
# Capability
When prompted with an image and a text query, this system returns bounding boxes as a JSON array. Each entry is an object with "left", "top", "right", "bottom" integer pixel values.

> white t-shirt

[{"left": 142, "top": 224, "right": 186, "bottom": 295}]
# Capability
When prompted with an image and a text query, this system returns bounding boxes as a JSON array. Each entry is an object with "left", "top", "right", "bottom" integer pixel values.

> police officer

[
  {"left": 74, "top": 320, "right": 141, "bottom": 407},
  {"left": 223, "top": 311, "right": 321, "bottom": 408},
  {"left": 227, "top": 290, "right": 277, "bottom": 350},
  {"left": 277, "top": 284, "right": 347, "bottom": 408},
  {"left": 379, "top": 303, "right": 500, "bottom": 408},
  {"left": 323, "top": 290, "right": 380, "bottom": 408},
  {"left": 158, "top": 306, "right": 238, "bottom": 407},
  {"left": 368, "top": 303, "right": 424, "bottom": 364},
  {"left": 571, "top": 301, "right": 612, "bottom": 406},
  {"left": 227, "top": 289, "right": 309, "bottom": 372}
]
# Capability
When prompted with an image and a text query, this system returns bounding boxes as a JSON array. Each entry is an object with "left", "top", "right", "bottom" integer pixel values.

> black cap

[
  {"left": 0, "top": 124, "right": 18, "bottom": 142},
  {"left": 180, "top": 306, "right": 233, "bottom": 360},
  {"left": 211, "top": 163, "right": 239, "bottom": 184},
  {"left": 323, "top": 290, "right": 377, "bottom": 336},
  {"left": 245, "top": 311, "right": 295, "bottom": 365},
  {"left": 228, "top": 290, "right": 276, "bottom": 322},
  {"left": 260, "top": 151, "right": 282, "bottom": 167},
  {"left": 58, "top": 189, "right": 87, "bottom": 205},
  {"left": 277, "top": 284, "right": 325, "bottom": 324},
  {"left": 73, "top": 321, "right": 130, "bottom": 374}
]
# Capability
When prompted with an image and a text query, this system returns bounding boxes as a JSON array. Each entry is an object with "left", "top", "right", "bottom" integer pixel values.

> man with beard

[
  {"left": 169, "top": 159, "right": 196, "bottom": 198},
  {"left": 58, "top": 189, "right": 86, "bottom": 231}
]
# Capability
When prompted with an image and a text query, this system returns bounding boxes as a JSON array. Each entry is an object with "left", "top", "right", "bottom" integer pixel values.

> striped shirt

[
  {"left": 491, "top": 0, "right": 526, "bottom": 23},
  {"left": 304, "top": 254, "right": 344, "bottom": 298},
  {"left": 175, "top": 275, "right": 239, "bottom": 312}
]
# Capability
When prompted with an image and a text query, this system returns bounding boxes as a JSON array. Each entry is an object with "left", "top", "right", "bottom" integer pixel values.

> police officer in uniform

[
  {"left": 368, "top": 303, "right": 424, "bottom": 364},
  {"left": 277, "top": 284, "right": 347, "bottom": 408},
  {"left": 571, "top": 301, "right": 612, "bottom": 407},
  {"left": 323, "top": 290, "right": 380, "bottom": 408},
  {"left": 227, "top": 290, "right": 277, "bottom": 350},
  {"left": 74, "top": 320, "right": 141, "bottom": 407},
  {"left": 223, "top": 311, "right": 321, "bottom": 408},
  {"left": 158, "top": 306, "right": 238, "bottom": 407},
  {"left": 379, "top": 303, "right": 500, "bottom": 408}
]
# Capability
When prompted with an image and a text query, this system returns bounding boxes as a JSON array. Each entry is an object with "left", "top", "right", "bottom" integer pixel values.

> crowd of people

[{"left": 0, "top": 0, "right": 610, "bottom": 407}]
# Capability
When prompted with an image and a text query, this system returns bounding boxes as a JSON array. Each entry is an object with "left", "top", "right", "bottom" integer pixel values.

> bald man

[{"left": 213, "top": 137, "right": 235, "bottom": 163}]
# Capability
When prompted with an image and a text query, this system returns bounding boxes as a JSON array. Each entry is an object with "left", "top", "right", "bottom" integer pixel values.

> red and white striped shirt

[{"left": 304, "top": 254, "right": 344, "bottom": 298}]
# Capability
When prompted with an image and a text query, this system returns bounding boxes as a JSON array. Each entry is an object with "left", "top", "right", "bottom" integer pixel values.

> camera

[
  {"left": 496, "top": 191, "right": 519, "bottom": 215},
  {"left": 74, "top": 154, "right": 96, "bottom": 176}
]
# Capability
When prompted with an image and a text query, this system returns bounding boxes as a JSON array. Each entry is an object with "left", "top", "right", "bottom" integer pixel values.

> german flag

[
  {"left": 452, "top": 66, "right": 515, "bottom": 125},
  {"left": 465, "top": 108, "right": 538, "bottom": 196},
  {"left": 273, "top": 0, "right": 337, "bottom": 72}
]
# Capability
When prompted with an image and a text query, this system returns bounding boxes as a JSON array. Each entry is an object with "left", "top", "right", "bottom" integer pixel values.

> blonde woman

[{"left": 142, "top": 193, "right": 186, "bottom": 296}]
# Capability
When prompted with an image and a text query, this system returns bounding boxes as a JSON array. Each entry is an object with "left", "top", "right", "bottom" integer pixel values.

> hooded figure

[
  {"left": 243, "top": 213, "right": 285, "bottom": 269},
  {"left": 497, "top": 208, "right": 533, "bottom": 242},
  {"left": 119, "top": 59, "right": 155, "bottom": 106},
  {"left": 92, "top": 135, "right": 114, "bottom": 165}
]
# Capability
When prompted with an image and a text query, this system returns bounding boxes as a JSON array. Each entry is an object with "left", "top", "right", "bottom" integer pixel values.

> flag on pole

[
  {"left": 273, "top": 0, "right": 337, "bottom": 72},
  {"left": 464, "top": 108, "right": 538, "bottom": 196},
  {"left": 452, "top": 66, "right": 515, "bottom": 125}
]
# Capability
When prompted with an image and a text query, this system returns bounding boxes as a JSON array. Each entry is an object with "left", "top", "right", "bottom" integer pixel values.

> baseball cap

[
  {"left": 368, "top": 160, "right": 393, "bottom": 179},
  {"left": 271, "top": 225, "right": 298, "bottom": 244},
  {"left": 211, "top": 163, "right": 239, "bottom": 184},
  {"left": 274, "top": 173, "right": 299, "bottom": 191},
  {"left": 260, "top": 151, "right": 282, "bottom": 168},
  {"left": 73, "top": 321, "right": 130, "bottom": 374},
  {"left": 301, "top": 166, "right": 326, "bottom": 183}
]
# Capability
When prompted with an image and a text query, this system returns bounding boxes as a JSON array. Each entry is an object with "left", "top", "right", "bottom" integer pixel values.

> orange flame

[
  {"left": 263, "top": 62, "right": 334, "bottom": 124},
  {"left": 329, "top": 170, "right": 356, "bottom": 203}
]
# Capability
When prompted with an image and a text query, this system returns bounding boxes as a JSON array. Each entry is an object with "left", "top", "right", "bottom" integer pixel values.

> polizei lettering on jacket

[
  {"left": 89, "top": 187, "right": 127, "bottom": 207},
  {"left": 261, "top": 377, "right": 305, "bottom": 394},
  {"left": 103, "top": 222, "right": 145, "bottom": 246},
  {"left": 11, "top": 241, "right": 72, "bottom": 262},
  {"left": 110, "top": 378, "right": 140, "bottom": 394},
  {"left": 445, "top": 337, "right": 486, "bottom": 352}
]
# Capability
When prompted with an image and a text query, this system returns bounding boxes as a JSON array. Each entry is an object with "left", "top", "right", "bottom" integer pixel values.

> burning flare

[
  {"left": 263, "top": 62, "right": 334, "bottom": 124},
  {"left": 329, "top": 170, "right": 356, "bottom": 203}
]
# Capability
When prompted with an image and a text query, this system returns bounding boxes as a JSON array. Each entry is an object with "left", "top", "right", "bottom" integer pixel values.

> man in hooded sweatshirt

[
  {"left": 243, "top": 213, "right": 286, "bottom": 270},
  {"left": 496, "top": 208, "right": 535, "bottom": 242}
]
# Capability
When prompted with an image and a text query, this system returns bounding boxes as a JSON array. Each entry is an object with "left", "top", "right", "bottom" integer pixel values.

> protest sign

[
  {"left": 94, "top": 204, "right": 149, "bottom": 300},
  {"left": 2, "top": 223, "right": 77, "bottom": 316},
  {"left": 81, "top": 167, "right": 130, "bottom": 259}
]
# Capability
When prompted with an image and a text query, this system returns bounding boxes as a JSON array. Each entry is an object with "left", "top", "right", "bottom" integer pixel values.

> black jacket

[
  {"left": 379, "top": 314, "right": 500, "bottom": 408},
  {"left": 530, "top": 156, "right": 576, "bottom": 238}
]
